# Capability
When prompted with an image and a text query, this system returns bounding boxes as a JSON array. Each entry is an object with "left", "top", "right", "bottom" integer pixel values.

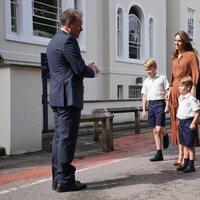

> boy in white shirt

[
  {"left": 141, "top": 59, "right": 169, "bottom": 161},
  {"left": 176, "top": 76, "right": 200, "bottom": 173}
]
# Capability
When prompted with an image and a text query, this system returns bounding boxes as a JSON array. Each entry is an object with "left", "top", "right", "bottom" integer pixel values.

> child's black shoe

[{"left": 149, "top": 153, "right": 163, "bottom": 161}]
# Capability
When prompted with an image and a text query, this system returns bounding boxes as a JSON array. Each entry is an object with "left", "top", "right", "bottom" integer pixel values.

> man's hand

[{"left": 88, "top": 62, "right": 100, "bottom": 74}]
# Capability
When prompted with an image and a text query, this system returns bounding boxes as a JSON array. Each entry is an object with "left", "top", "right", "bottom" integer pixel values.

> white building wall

[
  {"left": 0, "top": 0, "right": 48, "bottom": 66},
  {"left": 180, "top": 0, "right": 200, "bottom": 54},
  {"left": 0, "top": 66, "right": 42, "bottom": 155},
  {"left": 1, "top": 0, "right": 200, "bottom": 154},
  {"left": 0, "top": 68, "right": 11, "bottom": 154},
  {"left": 10, "top": 67, "right": 42, "bottom": 154},
  {"left": 82, "top": 0, "right": 105, "bottom": 100},
  {"left": 166, "top": 0, "right": 200, "bottom": 80},
  {"left": 108, "top": 0, "right": 167, "bottom": 99}
]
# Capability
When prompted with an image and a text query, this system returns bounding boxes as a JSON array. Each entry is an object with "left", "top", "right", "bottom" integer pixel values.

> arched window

[
  {"left": 129, "top": 7, "right": 141, "bottom": 59},
  {"left": 149, "top": 18, "right": 154, "bottom": 58},
  {"left": 117, "top": 8, "right": 123, "bottom": 58}
]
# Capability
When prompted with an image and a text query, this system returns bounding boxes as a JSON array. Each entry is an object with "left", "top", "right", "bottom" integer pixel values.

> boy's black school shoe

[{"left": 183, "top": 166, "right": 196, "bottom": 173}]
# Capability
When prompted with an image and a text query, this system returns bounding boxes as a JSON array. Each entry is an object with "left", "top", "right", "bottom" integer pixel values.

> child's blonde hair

[
  {"left": 144, "top": 58, "right": 157, "bottom": 69},
  {"left": 178, "top": 76, "right": 193, "bottom": 89}
]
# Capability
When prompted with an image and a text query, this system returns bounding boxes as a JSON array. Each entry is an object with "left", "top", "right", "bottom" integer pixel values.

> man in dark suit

[{"left": 47, "top": 8, "right": 100, "bottom": 193}]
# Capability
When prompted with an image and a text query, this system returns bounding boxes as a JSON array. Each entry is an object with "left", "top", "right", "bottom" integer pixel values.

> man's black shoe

[
  {"left": 56, "top": 181, "right": 87, "bottom": 192},
  {"left": 52, "top": 182, "right": 57, "bottom": 190},
  {"left": 149, "top": 154, "right": 164, "bottom": 161},
  {"left": 163, "top": 133, "right": 169, "bottom": 149}
]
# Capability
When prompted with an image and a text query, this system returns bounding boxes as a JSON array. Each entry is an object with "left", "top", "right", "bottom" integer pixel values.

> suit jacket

[{"left": 47, "top": 30, "right": 95, "bottom": 110}]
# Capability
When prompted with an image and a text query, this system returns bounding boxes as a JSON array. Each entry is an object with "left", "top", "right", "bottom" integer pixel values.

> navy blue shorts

[
  {"left": 147, "top": 100, "right": 166, "bottom": 127},
  {"left": 178, "top": 118, "right": 197, "bottom": 147}
]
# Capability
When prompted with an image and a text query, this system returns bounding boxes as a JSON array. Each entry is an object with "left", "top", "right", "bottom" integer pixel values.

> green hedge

[{"left": 0, "top": 54, "right": 5, "bottom": 64}]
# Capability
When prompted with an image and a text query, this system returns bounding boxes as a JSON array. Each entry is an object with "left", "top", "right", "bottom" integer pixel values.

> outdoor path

[
  {"left": 0, "top": 131, "right": 200, "bottom": 200},
  {"left": 0, "top": 132, "right": 156, "bottom": 187}
]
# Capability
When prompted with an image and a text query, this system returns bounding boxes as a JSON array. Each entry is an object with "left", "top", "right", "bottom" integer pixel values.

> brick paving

[{"left": 0, "top": 131, "right": 162, "bottom": 187}]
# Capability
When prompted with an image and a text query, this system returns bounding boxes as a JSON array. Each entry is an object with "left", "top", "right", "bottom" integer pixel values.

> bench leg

[
  {"left": 101, "top": 119, "right": 109, "bottom": 152},
  {"left": 93, "top": 121, "right": 100, "bottom": 142},
  {"left": 106, "top": 117, "right": 113, "bottom": 151},
  {"left": 135, "top": 110, "right": 140, "bottom": 134}
]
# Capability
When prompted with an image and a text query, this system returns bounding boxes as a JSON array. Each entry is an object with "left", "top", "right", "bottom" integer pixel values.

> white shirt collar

[
  {"left": 60, "top": 27, "right": 70, "bottom": 36},
  {"left": 148, "top": 73, "right": 159, "bottom": 80},
  {"left": 179, "top": 92, "right": 191, "bottom": 100}
]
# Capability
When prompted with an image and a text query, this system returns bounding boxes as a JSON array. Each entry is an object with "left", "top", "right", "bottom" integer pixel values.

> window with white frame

[
  {"left": 187, "top": 8, "right": 195, "bottom": 41},
  {"left": 5, "top": 0, "right": 86, "bottom": 47},
  {"left": 128, "top": 85, "right": 142, "bottom": 99},
  {"left": 11, "top": 0, "right": 19, "bottom": 33},
  {"left": 117, "top": 85, "right": 124, "bottom": 99},
  {"left": 129, "top": 7, "right": 141, "bottom": 59},
  {"left": 32, "top": 0, "right": 62, "bottom": 38},
  {"left": 116, "top": 5, "right": 144, "bottom": 62},
  {"left": 117, "top": 8, "right": 123, "bottom": 58}
]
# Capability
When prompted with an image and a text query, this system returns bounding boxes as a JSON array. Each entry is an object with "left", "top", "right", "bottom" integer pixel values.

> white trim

[
  {"left": 115, "top": 4, "right": 125, "bottom": 60},
  {"left": 4, "top": 0, "right": 15, "bottom": 36},
  {"left": 187, "top": 7, "right": 195, "bottom": 42},
  {"left": 4, "top": 0, "right": 87, "bottom": 51},
  {"left": 5, "top": 34, "right": 50, "bottom": 46},
  {"left": 22, "top": 0, "right": 32, "bottom": 37},
  {"left": 115, "top": 58, "right": 145, "bottom": 65},
  {"left": 148, "top": 16, "right": 155, "bottom": 59},
  {"left": 0, "top": 50, "right": 41, "bottom": 65},
  {"left": 115, "top": 3, "right": 147, "bottom": 63},
  {"left": 77, "top": 0, "right": 86, "bottom": 51}
]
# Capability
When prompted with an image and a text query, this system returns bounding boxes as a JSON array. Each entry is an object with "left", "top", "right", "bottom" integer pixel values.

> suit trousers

[{"left": 51, "top": 106, "right": 81, "bottom": 184}]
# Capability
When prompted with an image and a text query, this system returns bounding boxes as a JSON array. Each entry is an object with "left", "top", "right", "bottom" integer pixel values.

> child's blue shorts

[
  {"left": 147, "top": 99, "right": 166, "bottom": 127},
  {"left": 178, "top": 118, "right": 197, "bottom": 147}
]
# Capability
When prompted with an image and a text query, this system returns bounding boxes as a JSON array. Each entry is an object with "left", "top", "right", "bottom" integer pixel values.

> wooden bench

[
  {"left": 80, "top": 112, "right": 114, "bottom": 152},
  {"left": 93, "top": 107, "right": 142, "bottom": 134}
]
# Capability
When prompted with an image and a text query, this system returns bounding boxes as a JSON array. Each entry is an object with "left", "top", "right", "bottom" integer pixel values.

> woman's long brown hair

[{"left": 173, "top": 31, "right": 195, "bottom": 58}]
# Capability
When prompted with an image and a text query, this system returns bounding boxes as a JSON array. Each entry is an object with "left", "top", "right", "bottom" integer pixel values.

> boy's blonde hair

[
  {"left": 179, "top": 76, "right": 193, "bottom": 89},
  {"left": 144, "top": 58, "right": 157, "bottom": 69}
]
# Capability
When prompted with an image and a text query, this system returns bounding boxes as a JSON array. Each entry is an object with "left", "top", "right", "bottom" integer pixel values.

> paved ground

[
  {"left": 0, "top": 130, "right": 156, "bottom": 183},
  {"left": 0, "top": 129, "right": 200, "bottom": 200}
]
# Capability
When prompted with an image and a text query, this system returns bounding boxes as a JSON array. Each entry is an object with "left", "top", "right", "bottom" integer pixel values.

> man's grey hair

[{"left": 60, "top": 9, "right": 83, "bottom": 26}]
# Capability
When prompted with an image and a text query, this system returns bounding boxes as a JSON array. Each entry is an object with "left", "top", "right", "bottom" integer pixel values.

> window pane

[
  {"left": 129, "top": 86, "right": 142, "bottom": 99},
  {"left": 11, "top": 0, "right": 18, "bottom": 33},
  {"left": 129, "top": 14, "right": 141, "bottom": 59},
  {"left": 187, "top": 8, "right": 195, "bottom": 41},
  {"left": 74, "top": 0, "right": 78, "bottom": 9},
  {"left": 32, "top": 0, "right": 62, "bottom": 38},
  {"left": 117, "top": 8, "right": 123, "bottom": 58},
  {"left": 117, "top": 85, "right": 123, "bottom": 99}
]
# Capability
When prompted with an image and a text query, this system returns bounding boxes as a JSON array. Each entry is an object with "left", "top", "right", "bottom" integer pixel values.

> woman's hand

[{"left": 165, "top": 89, "right": 171, "bottom": 101}]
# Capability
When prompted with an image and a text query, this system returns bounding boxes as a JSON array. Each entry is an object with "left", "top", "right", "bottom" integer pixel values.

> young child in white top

[
  {"left": 141, "top": 58, "right": 170, "bottom": 161},
  {"left": 176, "top": 76, "right": 200, "bottom": 173}
]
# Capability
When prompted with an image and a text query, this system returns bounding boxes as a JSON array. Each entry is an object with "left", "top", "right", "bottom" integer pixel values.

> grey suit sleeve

[{"left": 63, "top": 37, "right": 95, "bottom": 78}]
